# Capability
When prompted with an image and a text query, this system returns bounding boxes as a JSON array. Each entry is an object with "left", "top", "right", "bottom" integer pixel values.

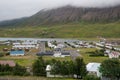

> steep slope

[
  {"left": 0, "top": 5, "right": 120, "bottom": 27},
  {"left": 0, "top": 21, "right": 120, "bottom": 38},
  {"left": 30, "top": 5, "right": 120, "bottom": 24}
]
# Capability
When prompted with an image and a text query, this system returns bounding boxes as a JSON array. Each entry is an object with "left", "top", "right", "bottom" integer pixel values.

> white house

[
  {"left": 48, "top": 42, "right": 56, "bottom": 48},
  {"left": 12, "top": 41, "right": 38, "bottom": 49},
  {"left": 86, "top": 62, "right": 101, "bottom": 77},
  {"left": 53, "top": 51, "right": 61, "bottom": 57},
  {"left": 108, "top": 51, "right": 120, "bottom": 58},
  {"left": 46, "top": 65, "right": 53, "bottom": 77}
]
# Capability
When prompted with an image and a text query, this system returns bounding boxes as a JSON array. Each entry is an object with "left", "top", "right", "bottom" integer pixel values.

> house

[
  {"left": 10, "top": 50, "right": 25, "bottom": 56},
  {"left": 86, "top": 62, "right": 101, "bottom": 77},
  {"left": 0, "top": 60, "right": 15, "bottom": 67},
  {"left": 53, "top": 48, "right": 70, "bottom": 57},
  {"left": 13, "top": 45, "right": 36, "bottom": 49},
  {"left": 12, "top": 41, "right": 38, "bottom": 49},
  {"left": 48, "top": 42, "right": 56, "bottom": 48},
  {"left": 55, "top": 44, "right": 65, "bottom": 49},
  {"left": 13, "top": 42, "right": 21, "bottom": 45},
  {"left": 46, "top": 65, "right": 53, "bottom": 77},
  {"left": 53, "top": 51, "right": 61, "bottom": 57},
  {"left": 61, "top": 52, "right": 70, "bottom": 57},
  {"left": 36, "top": 51, "right": 54, "bottom": 56},
  {"left": 108, "top": 51, "right": 120, "bottom": 58}
]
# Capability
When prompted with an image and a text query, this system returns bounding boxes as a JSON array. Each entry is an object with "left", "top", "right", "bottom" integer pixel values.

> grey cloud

[{"left": 0, "top": 0, "right": 120, "bottom": 21}]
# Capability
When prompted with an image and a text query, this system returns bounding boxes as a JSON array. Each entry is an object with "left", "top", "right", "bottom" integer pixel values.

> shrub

[{"left": 83, "top": 75, "right": 100, "bottom": 80}]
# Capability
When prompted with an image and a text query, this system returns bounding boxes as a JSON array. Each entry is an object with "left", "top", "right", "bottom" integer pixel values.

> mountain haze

[{"left": 0, "top": 5, "right": 120, "bottom": 27}]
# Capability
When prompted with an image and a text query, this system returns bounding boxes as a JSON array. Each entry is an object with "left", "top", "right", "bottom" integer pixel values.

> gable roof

[
  {"left": 37, "top": 51, "right": 54, "bottom": 56},
  {"left": 61, "top": 52, "right": 70, "bottom": 55},
  {"left": 46, "top": 65, "right": 51, "bottom": 71},
  {"left": 86, "top": 62, "right": 101, "bottom": 72}
]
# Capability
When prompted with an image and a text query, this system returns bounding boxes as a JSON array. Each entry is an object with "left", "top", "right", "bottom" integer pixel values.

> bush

[
  {"left": 0, "top": 53, "right": 4, "bottom": 57},
  {"left": 89, "top": 50, "right": 104, "bottom": 57},
  {"left": 83, "top": 75, "right": 100, "bottom": 80},
  {"left": 0, "top": 63, "right": 28, "bottom": 76},
  {"left": 13, "top": 64, "right": 27, "bottom": 76},
  {"left": 23, "top": 72, "right": 30, "bottom": 76},
  {"left": 5, "top": 52, "right": 10, "bottom": 56}
]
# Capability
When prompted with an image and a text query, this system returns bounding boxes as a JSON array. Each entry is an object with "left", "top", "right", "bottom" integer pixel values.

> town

[{"left": 0, "top": 38, "right": 120, "bottom": 80}]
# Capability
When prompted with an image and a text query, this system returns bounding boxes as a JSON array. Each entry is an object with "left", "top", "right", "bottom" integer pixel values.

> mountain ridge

[{"left": 0, "top": 5, "right": 120, "bottom": 27}]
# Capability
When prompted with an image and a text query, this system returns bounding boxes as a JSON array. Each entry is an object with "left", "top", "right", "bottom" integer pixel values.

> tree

[
  {"left": 60, "top": 61, "right": 69, "bottom": 76},
  {"left": 4, "top": 64, "right": 12, "bottom": 72},
  {"left": 68, "top": 60, "right": 75, "bottom": 77},
  {"left": 32, "top": 57, "right": 46, "bottom": 76},
  {"left": 13, "top": 64, "right": 27, "bottom": 76},
  {"left": 74, "top": 57, "right": 87, "bottom": 79},
  {"left": 99, "top": 59, "right": 120, "bottom": 80},
  {"left": 50, "top": 59, "right": 62, "bottom": 76}
]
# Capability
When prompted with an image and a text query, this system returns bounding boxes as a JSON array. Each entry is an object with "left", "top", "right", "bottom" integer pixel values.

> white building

[
  {"left": 108, "top": 51, "right": 120, "bottom": 58},
  {"left": 86, "top": 63, "right": 101, "bottom": 77},
  {"left": 48, "top": 42, "right": 56, "bottom": 48},
  {"left": 46, "top": 65, "right": 53, "bottom": 77},
  {"left": 12, "top": 41, "right": 38, "bottom": 49},
  {"left": 53, "top": 49, "right": 70, "bottom": 57},
  {"left": 53, "top": 51, "right": 61, "bottom": 57}
]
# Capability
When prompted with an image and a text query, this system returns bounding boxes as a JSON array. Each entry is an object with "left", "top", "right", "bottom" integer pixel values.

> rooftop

[
  {"left": 46, "top": 65, "right": 51, "bottom": 71},
  {"left": 86, "top": 62, "right": 101, "bottom": 72},
  {"left": 10, "top": 50, "right": 25, "bottom": 54},
  {"left": 36, "top": 51, "right": 54, "bottom": 56}
]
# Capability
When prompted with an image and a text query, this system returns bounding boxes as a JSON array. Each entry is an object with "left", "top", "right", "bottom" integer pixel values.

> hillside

[
  {"left": 0, "top": 5, "right": 120, "bottom": 27},
  {"left": 0, "top": 21, "right": 120, "bottom": 38}
]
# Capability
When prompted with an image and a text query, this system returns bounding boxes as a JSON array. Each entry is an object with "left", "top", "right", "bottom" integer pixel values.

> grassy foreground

[
  {"left": 0, "top": 21, "right": 120, "bottom": 38},
  {"left": 0, "top": 76, "right": 75, "bottom": 80}
]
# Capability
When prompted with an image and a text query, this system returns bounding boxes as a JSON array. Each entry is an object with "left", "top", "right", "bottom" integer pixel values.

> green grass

[
  {"left": 79, "top": 48, "right": 109, "bottom": 64},
  {"left": 0, "top": 55, "right": 71, "bottom": 67},
  {"left": 0, "top": 21, "right": 120, "bottom": 38},
  {"left": 43, "top": 56, "right": 71, "bottom": 61},
  {"left": 0, "top": 55, "right": 37, "bottom": 67}
]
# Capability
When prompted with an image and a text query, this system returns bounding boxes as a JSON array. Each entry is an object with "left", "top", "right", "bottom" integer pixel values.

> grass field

[
  {"left": 0, "top": 55, "right": 37, "bottom": 67},
  {"left": 79, "top": 48, "right": 109, "bottom": 64},
  {"left": 0, "top": 21, "right": 120, "bottom": 38},
  {"left": 0, "top": 54, "right": 72, "bottom": 67}
]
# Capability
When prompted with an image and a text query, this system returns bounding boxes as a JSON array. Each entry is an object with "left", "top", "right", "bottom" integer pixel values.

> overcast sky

[{"left": 0, "top": 0, "right": 120, "bottom": 21}]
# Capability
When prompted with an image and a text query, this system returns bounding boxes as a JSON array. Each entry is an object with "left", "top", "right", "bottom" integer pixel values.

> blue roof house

[{"left": 10, "top": 50, "right": 25, "bottom": 56}]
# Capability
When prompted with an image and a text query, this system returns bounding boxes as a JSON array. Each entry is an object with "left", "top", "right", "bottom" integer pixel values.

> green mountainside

[
  {"left": 0, "top": 21, "right": 120, "bottom": 38},
  {"left": 0, "top": 5, "right": 120, "bottom": 38}
]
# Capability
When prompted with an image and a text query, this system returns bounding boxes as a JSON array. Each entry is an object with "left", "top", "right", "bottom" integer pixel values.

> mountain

[{"left": 0, "top": 5, "right": 120, "bottom": 27}]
